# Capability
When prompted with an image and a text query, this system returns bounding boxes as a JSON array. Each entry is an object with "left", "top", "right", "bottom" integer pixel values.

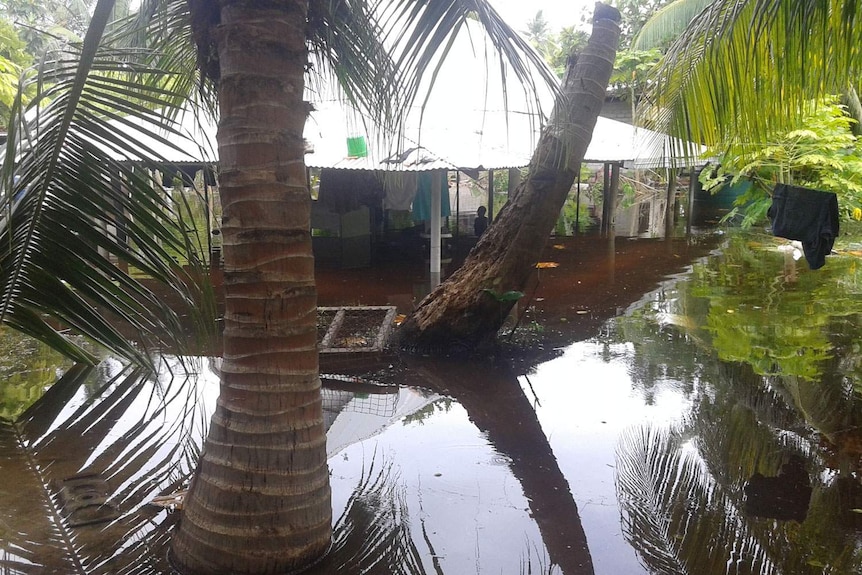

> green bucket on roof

[{"left": 346, "top": 136, "right": 367, "bottom": 158}]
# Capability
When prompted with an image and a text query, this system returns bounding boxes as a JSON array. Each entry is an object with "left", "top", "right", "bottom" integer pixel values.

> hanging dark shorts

[{"left": 767, "top": 183, "right": 839, "bottom": 270}]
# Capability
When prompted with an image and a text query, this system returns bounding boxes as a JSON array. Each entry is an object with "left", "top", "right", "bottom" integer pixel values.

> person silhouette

[{"left": 474, "top": 205, "right": 488, "bottom": 236}]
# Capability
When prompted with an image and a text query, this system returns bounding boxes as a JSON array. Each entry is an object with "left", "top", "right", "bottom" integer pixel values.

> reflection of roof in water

[{"left": 323, "top": 385, "right": 440, "bottom": 457}]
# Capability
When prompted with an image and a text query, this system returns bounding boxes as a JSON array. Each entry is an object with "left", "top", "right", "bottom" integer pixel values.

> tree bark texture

[
  {"left": 171, "top": 1, "right": 332, "bottom": 574},
  {"left": 399, "top": 4, "right": 621, "bottom": 354}
]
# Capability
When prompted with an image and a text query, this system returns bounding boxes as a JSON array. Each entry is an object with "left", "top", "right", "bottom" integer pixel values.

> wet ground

[{"left": 2, "top": 228, "right": 862, "bottom": 574}]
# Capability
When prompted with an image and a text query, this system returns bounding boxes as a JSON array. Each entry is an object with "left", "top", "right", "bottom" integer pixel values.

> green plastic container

[{"left": 346, "top": 136, "right": 367, "bottom": 157}]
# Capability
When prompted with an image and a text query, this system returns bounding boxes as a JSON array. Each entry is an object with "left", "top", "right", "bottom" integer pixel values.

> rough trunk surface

[
  {"left": 398, "top": 4, "right": 621, "bottom": 354},
  {"left": 171, "top": 1, "right": 332, "bottom": 574}
]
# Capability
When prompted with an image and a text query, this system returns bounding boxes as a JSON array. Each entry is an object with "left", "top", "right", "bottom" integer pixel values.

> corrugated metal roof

[
  {"left": 101, "top": 17, "right": 703, "bottom": 171},
  {"left": 304, "top": 103, "right": 705, "bottom": 171},
  {"left": 104, "top": 105, "right": 702, "bottom": 172}
]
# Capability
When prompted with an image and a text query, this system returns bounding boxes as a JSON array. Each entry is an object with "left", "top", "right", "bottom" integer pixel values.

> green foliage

[
  {"left": 619, "top": 181, "right": 637, "bottom": 208},
  {"left": 0, "top": 17, "right": 33, "bottom": 127},
  {"left": 401, "top": 397, "right": 453, "bottom": 425},
  {"left": 555, "top": 193, "right": 592, "bottom": 235},
  {"left": 702, "top": 99, "right": 862, "bottom": 226},
  {"left": 523, "top": 11, "right": 553, "bottom": 59},
  {"left": 610, "top": 48, "right": 662, "bottom": 100},
  {"left": 688, "top": 232, "right": 862, "bottom": 381},
  {"left": 0, "top": 17, "right": 31, "bottom": 66},
  {"left": 547, "top": 26, "right": 589, "bottom": 78},
  {"left": 610, "top": 0, "right": 677, "bottom": 48},
  {"left": 0, "top": 0, "right": 94, "bottom": 56},
  {"left": 631, "top": 0, "right": 713, "bottom": 51},
  {"left": 0, "top": 327, "right": 73, "bottom": 420},
  {"left": 519, "top": 16, "right": 590, "bottom": 79},
  {"left": 611, "top": 229, "right": 862, "bottom": 575},
  {"left": 640, "top": 0, "right": 862, "bottom": 154}
]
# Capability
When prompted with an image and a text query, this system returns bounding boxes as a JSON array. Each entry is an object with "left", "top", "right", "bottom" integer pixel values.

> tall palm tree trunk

[
  {"left": 398, "top": 4, "right": 622, "bottom": 353},
  {"left": 171, "top": 1, "right": 332, "bottom": 573}
]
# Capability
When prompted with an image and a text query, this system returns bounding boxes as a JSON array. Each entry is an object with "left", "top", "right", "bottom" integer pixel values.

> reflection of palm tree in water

[
  {"left": 0, "top": 363, "right": 207, "bottom": 574},
  {"left": 313, "top": 360, "right": 595, "bottom": 574},
  {"left": 306, "top": 453, "right": 429, "bottom": 575},
  {"left": 410, "top": 357, "right": 596, "bottom": 575},
  {"left": 615, "top": 356, "right": 862, "bottom": 575},
  {"left": 1, "top": 364, "right": 438, "bottom": 575},
  {"left": 4, "top": 355, "right": 594, "bottom": 574}
]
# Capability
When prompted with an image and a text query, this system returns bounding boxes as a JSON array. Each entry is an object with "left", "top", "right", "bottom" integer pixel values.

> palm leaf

[
  {"left": 307, "top": 0, "right": 404, "bottom": 138},
  {"left": 324, "top": 453, "right": 427, "bottom": 574},
  {"left": 631, "top": 0, "right": 714, "bottom": 50},
  {"left": 2, "top": 356, "right": 444, "bottom": 574},
  {"left": 107, "top": 0, "right": 217, "bottom": 116},
  {"left": 641, "top": 0, "right": 862, "bottom": 148},
  {"left": 0, "top": 0, "right": 216, "bottom": 369},
  {"left": 0, "top": 358, "right": 210, "bottom": 574},
  {"left": 615, "top": 422, "right": 778, "bottom": 575},
  {"left": 378, "top": 0, "right": 559, "bottom": 123}
]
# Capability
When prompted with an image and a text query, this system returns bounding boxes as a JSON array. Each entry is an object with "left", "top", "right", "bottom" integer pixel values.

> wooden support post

[
  {"left": 488, "top": 169, "right": 495, "bottom": 222},
  {"left": 603, "top": 162, "right": 620, "bottom": 236},
  {"left": 455, "top": 170, "right": 461, "bottom": 240},
  {"left": 665, "top": 168, "right": 677, "bottom": 238},
  {"left": 687, "top": 168, "right": 698, "bottom": 236},
  {"left": 601, "top": 163, "right": 610, "bottom": 235}
]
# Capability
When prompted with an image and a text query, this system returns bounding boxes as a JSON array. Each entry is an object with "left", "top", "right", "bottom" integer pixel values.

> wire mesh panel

[
  {"left": 317, "top": 308, "right": 339, "bottom": 344},
  {"left": 318, "top": 306, "right": 397, "bottom": 353},
  {"left": 321, "top": 387, "right": 399, "bottom": 418}
]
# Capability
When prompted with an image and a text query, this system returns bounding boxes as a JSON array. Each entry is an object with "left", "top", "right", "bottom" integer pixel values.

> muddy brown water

[{"left": 3, "top": 229, "right": 862, "bottom": 574}]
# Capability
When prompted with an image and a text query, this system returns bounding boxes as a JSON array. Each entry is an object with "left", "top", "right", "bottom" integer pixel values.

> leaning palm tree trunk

[
  {"left": 399, "top": 4, "right": 622, "bottom": 352},
  {"left": 170, "top": 1, "right": 332, "bottom": 573}
]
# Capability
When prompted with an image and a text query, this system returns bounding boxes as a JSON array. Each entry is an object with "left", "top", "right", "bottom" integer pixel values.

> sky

[{"left": 487, "top": 0, "right": 595, "bottom": 35}]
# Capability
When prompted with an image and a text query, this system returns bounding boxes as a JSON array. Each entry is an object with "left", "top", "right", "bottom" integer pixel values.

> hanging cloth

[
  {"left": 318, "top": 169, "right": 384, "bottom": 214},
  {"left": 411, "top": 171, "right": 451, "bottom": 222},
  {"left": 767, "top": 183, "right": 839, "bottom": 270},
  {"left": 382, "top": 172, "right": 418, "bottom": 210}
]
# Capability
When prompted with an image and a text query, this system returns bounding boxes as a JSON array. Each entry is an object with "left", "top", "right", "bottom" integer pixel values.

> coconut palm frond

[
  {"left": 0, "top": 0, "right": 216, "bottom": 369},
  {"left": 378, "top": 0, "right": 559, "bottom": 121},
  {"left": 306, "top": 0, "right": 403, "bottom": 137},
  {"left": 1, "top": 358, "right": 211, "bottom": 574},
  {"left": 615, "top": 422, "right": 780, "bottom": 575},
  {"left": 0, "top": 364, "right": 95, "bottom": 574},
  {"left": 615, "top": 424, "right": 692, "bottom": 575},
  {"left": 691, "top": 364, "right": 818, "bottom": 480},
  {"left": 324, "top": 453, "right": 425, "bottom": 575},
  {"left": 642, "top": 0, "right": 862, "bottom": 147},
  {"left": 631, "top": 0, "right": 713, "bottom": 50},
  {"left": 107, "top": 0, "right": 218, "bottom": 117}
]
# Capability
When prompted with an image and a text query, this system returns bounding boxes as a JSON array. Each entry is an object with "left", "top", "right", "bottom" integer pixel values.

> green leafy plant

[
  {"left": 702, "top": 98, "right": 862, "bottom": 226},
  {"left": 610, "top": 48, "right": 662, "bottom": 100}
]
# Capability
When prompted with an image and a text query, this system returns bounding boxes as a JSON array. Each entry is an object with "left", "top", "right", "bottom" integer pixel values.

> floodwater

[{"left": 2, "top": 228, "right": 862, "bottom": 574}]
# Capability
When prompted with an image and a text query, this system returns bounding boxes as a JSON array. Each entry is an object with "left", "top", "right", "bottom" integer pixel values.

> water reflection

[
  {"left": 0, "top": 359, "right": 210, "bottom": 574},
  {"left": 0, "top": 328, "right": 74, "bottom": 420},
  {"left": 1, "top": 230, "right": 861, "bottom": 574},
  {"left": 611, "top": 231, "right": 862, "bottom": 574}
]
